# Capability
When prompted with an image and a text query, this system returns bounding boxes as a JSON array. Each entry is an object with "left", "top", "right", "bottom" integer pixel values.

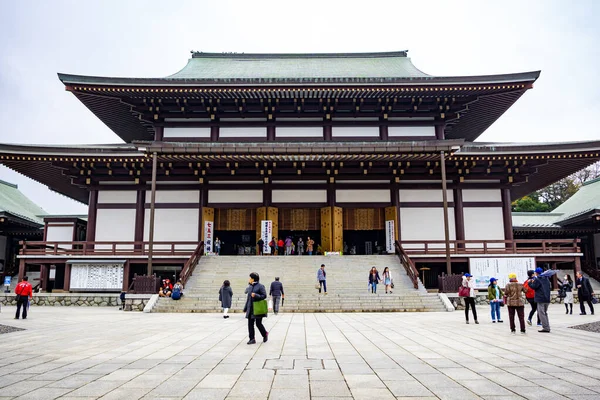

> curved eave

[{"left": 58, "top": 71, "right": 540, "bottom": 87}]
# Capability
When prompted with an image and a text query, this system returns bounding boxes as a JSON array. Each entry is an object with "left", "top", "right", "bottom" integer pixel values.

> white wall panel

[
  {"left": 336, "top": 189, "right": 390, "bottom": 203},
  {"left": 332, "top": 127, "right": 379, "bottom": 137},
  {"left": 46, "top": 225, "right": 74, "bottom": 242},
  {"left": 272, "top": 190, "right": 327, "bottom": 203},
  {"left": 98, "top": 191, "right": 137, "bottom": 204},
  {"left": 219, "top": 127, "right": 267, "bottom": 138},
  {"left": 462, "top": 189, "right": 502, "bottom": 202},
  {"left": 208, "top": 190, "right": 262, "bottom": 204},
  {"left": 464, "top": 207, "right": 505, "bottom": 248},
  {"left": 276, "top": 127, "right": 323, "bottom": 137},
  {"left": 400, "top": 208, "right": 455, "bottom": 248},
  {"left": 164, "top": 127, "right": 211, "bottom": 138},
  {"left": 144, "top": 209, "right": 199, "bottom": 248},
  {"left": 146, "top": 190, "right": 199, "bottom": 204},
  {"left": 95, "top": 209, "right": 136, "bottom": 248},
  {"left": 388, "top": 126, "right": 436, "bottom": 137},
  {"left": 399, "top": 189, "right": 454, "bottom": 202}
]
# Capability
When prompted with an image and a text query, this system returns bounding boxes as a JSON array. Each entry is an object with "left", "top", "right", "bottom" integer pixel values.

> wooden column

[
  {"left": 320, "top": 207, "right": 332, "bottom": 253},
  {"left": 256, "top": 207, "right": 267, "bottom": 253},
  {"left": 154, "top": 126, "right": 164, "bottom": 141},
  {"left": 574, "top": 257, "right": 582, "bottom": 275},
  {"left": 122, "top": 261, "right": 131, "bottom": 291},
  {"left": 263, "top": 183, "right": 272, "bottom": 206},
  {"left": 18, "top": 259, "right": 25, "bottom": 283},
  {"left": 147, "top": 152, "right": 158, "bottom": 276},
  {"left": 267, "top": 126, "right": 275, "bottom": 141},
  {"left": 454, "top": 188, "right": 465, "bottom": 249},
  {"left": 435, "top": 121, "right": 446, "bottom": 140},
  {"left": 324, "top": 125, "right": 332, "bottom": 141},
  {"left": 379, "top": 121, "right": 388, "bottom": 141},
  {"left": 327, "top": 183, "right": 335, "bottom": 207},
  {"left": 86, "top": 190, "right": 98, "bottom": 242},
  {"left": 63, "top": 263, "right": 71, "bottom": 292},
  {"left": 332, "top": 206, "right": 343, "bottom": 253},
  {"left": 198, "top": 189, "right": 204, "bottom": 242},
  {"left": 440, "top": 151, "right": 452, "bottom": 275},
  {"left": 134, "top": 190, "right": 145, "bottom": 249},
  {"left": 267, "top": 207, "right": 278, "bottom": 244},
  {"left": 501, "top": 188, "right": 514, "bottom": 242},
  {"left": 39, "top": 265, "right": 48, "bottom": 292},
  {"left": 210, "top": 126, "right": 219, "bottom": 141}
]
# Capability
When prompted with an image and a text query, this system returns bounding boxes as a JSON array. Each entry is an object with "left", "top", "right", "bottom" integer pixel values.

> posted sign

[
  {"left": 261, "top": 220, "right": 272, "bottom": 254},
  {"left": 204, "top": 221, "right": 214, "bottom": 254},
  {"left": 469, "top": 257, "right": 535, "bottom": 289},
  {"left": 385, "top": 220, "right": 395, "bottom": 253}
]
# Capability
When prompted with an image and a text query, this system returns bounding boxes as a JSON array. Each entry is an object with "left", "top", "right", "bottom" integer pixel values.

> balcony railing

[
  {"left": 399, "top": 239, "right": 580, "bottom": 255},
  {"left": 19, "top": 241, "right": 199, "bottom": 257}
]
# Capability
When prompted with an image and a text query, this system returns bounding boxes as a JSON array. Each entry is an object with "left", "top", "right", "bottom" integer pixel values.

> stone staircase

[{"left": 153, "top": 255, "right": 448, "bottom": 313}]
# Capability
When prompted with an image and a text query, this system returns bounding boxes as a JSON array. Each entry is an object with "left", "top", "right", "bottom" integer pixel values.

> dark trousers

[
  {"left": 527, "top": 298, "right": 540, "bottom": 324},
  {"left": 248, "top": 316, "right": 267, "bottom": 340},
  {"left": 15, "top": 296, "right": 28, "bottom": 319},
  {"left": 580, "top": 297, "right": 595, "bottom": 314},
  {"left": 272, "top": 296, "right": 281, "bottom": 314},
  {"left": 464, "top": 297, "right": 477, "bottom": 321},
  {"left": 508, "top": 306, "right": 526, "bottom": 332},
  {"left": 319, "top": 280, "right": 327, "bottom": 293}
]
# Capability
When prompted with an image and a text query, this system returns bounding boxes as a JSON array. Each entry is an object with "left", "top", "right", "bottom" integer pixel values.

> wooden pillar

[
  {"left": 210, "top": 126, "right": 219, "bottom": 141},
  {"left": 454, "top": 188, "right": 465, "bottom": 249},
  {"left": 332, "top": 206, "right": 343, "bottom": 253},
  {"left": 154, "top": 126, "right": 164, "bottom": 141},
  {"left": 267, "top": 126, "right": 275, "bottom": 141},
  {"left": 327, "top": 183, "right": 335, "bottom": 207},
  {"left": 147, "top": 152, "right": 158, "bottom": 276},
  {"left": 435, "top": 121, "right": 446, "bottom": 140},
  {"left": 267, "top": 207, "right": 278, "bottom": 244},
  {"left": 379, "top": 122, "right": 388, "bottom": 141},
  {"left": 198, "top": 189, "right": 204, "bottom": 242},
  {"left": 501, "top": 188, "right": 514, "bottom": 242},
  {"left": 440, "top": 151, "right": 452, "bottom": 275},
  {"left": 18, "top": 259, "right": 25, "bottom": 282},
  {"left": 122, "top": 261, "right": 131, "bottom": 291},
  {"left": 263, "top": 183, "right": 272, "bottom": 206},
  {"left": 39, "top": 265, "right": 48, "bottom": 292},
  {"left": 574, "top": 257, "right": 582, "bottom": 275},
  {"left": 63, "top": 263, "right": 71, "bottom": 292},
  {"left": 134, "top": 190, "right": 145, "bottom": 250},
  {"left": 86, "top": 190, "right": 98, "bottom": 242},
  {"left": 551, "top": 262, "right": 558, "bottom": 290},
  {"left": 324, "top": 125, "right": 332, "bottom": 141},
  {"left": 256, "top": 207, "right": 267, "bottom": 254}
]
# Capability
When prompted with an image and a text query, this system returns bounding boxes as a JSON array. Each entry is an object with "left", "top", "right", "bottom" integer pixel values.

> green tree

[{"left": 511, "top": 196, "right": 551, "bottom": 212}]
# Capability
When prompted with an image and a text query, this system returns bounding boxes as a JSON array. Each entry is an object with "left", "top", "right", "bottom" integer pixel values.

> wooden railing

[
  {"left": 399, "top": 239, "right": 580, "bottom": 255},
  {"left": 19, "top": 241, "right": 199, "bottom": 257},
  {"left": 581, "top": 260, "right": 600, "bottom": 282},
  {"left": 180, "top": 242, "right": 204, "bottom": 287},
  {"left": 394, "top": 241, "right": 420, "bottom": 289}
]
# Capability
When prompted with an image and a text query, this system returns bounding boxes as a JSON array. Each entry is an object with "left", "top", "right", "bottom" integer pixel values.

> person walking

[
  {"left": 368, "top": 267, "right": 381, "bottom": 294},
  {"left": 317, "top": 264, "right": 327, "bottom": 294},
  {"left": 307, "top": 237, "right": 315, "bottom": 256},
  {"left": 269, "top": 237, "right": 276, "bottom": 256},
  {"left": 528, "top": 267, "right": 555, "bottom": 333},
  {"left": 576, "top": 271, "right": 595, "bottom": 315},
  {"left": 214, "top": 237, "right": 221, "bottom": 255},
  {"left": 461, "top": 273, "right": 478, "bottom": 324},
  {"left": 505, "top": 273, "right": 527, "bottom": 334},
  {"left": 277, "top": 238, "right": 284, "bottom": 256},
  {"left": 558, "top": 274, "right": 574, "bottom": 315},
  {"left": 219, "top": 280, "right": 233, "bottom": 319},
  {"left": 382, "top": 267, "right": 393, "bottom": 294},
  {"left": 269, "top": 277, "right": 284, "bottom": 315},
  {"left": 243, "top": 272, "right": 268, "bottom": 344},
  {"left": 14, "top": 276, "right": 33, "bottom": 320},
  {"left": 523, "top": 270, "right": 541, "bottom": 327},
  {"left": 297, "top": 237, "right": 304, "bottom": 255},
  {"left": 257, "top": 238, "right": 265, "bottom": 256},
  {"left": 488, "top": 277, "right": 504, "bottom": 323},
  {"left": 285, "top": 237, "right": 293, "bottom": 256}
]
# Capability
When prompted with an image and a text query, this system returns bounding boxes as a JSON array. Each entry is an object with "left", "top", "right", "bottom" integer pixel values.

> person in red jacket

[
  {"left": 15, "top": 276, "right": 33, "bottom": 320},
  {"left": 523, "top": 270, "right": 540, "bottom": 326}
]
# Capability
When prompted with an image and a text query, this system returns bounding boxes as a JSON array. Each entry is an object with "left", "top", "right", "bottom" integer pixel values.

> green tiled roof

[
  {"left": 552, "top": 177, "right": 600, "bottom": 223},
  {"left": 0, "top": 180, "right": 46, "bottom": 225},
  {"left": 512, "top": 213, "right": 563, "bottom": 228}
]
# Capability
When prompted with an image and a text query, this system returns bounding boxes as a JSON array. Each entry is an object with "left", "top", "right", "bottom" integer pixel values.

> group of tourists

[
  {"left": 256, "top": 236, "right": 315, "bottom": 256},
  {"left": 461, "top": 268, "right": 595, "bottom": 333},
  {"left": 158, "top": 278, "right": 184, "bottom": 300}
]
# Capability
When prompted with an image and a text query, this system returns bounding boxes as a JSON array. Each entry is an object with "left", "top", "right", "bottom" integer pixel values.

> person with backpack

[
  {"left": 219, "top": 280, "right": 233, "bottom": 319},
  {"left": 14, "top": 276, "right": 33, "bottom": 320},
  {"left": 460, "top": 273, "right": 478, "bottom": 324},
  {"left": 523, "top": 270, "right": 541, "bottom": 327},
  {"left": 171, "top": 280, "right": 184, "bottom": 300},
  {"left": 269, "top": 237, "right": 276, "bottom": 256}
]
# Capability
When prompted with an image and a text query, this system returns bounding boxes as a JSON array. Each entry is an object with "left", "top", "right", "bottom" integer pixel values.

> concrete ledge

[
  {"left": 0, "top": 293, "right": 152, "bottom": 311},
  {"left": 143, "top": 294, "right": 159, "bottom": 313},
  {"left": 437, "top": 293, "right": 455, "bottom": 312}
]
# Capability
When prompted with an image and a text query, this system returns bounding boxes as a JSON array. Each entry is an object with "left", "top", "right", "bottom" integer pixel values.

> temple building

[{"left": 1, "top": 51, "right": 600, "bottom": 292}]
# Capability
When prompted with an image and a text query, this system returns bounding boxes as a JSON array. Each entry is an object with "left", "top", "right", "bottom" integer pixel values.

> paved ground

[{"left": 1, "top": 306, "right": 600, "bottom": 400}]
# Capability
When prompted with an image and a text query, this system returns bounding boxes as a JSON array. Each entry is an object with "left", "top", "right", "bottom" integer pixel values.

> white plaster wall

[
  {"left": 272, "top": 190, "right": 327, "bottom": 203},
  {"left": 336, "top": 189, "right": 391, "bottom": 203},
  {"left": 400, "top": 208, "right": 456, "bottom": 248},
  {"left": 208, "top": 190, "right": 263, "bottom": 204},
  {"left": 98, "top": 191, "right": 137, "bottom": 204},
  {"left": 219, "top": 127, "right": 267, "bottom": 138},
  {"left": 462, "top": 189, "right": 502, "bottom": 202},
  {"left": 332, "top": 127, "right": 379, "bottom": 137},
  {"left": 46, "top": 225, "right": 74, "bottom": 243},
  {"left": 464, "top": 207, "right": 505, "bottom": 248},
  {"left": 164, "top": 127, "right": 211, "bottom": 138},
  {"left": 95, "top": 209, "right": 136, "bottom": 249},
  {"left": 276, "top": 127, "right": 323, "bottom": 138},
  {"left": 388, "top": 126, "right": 436, "bottom": 137},
  {"left": 146, "top": 190, "right": 200, "bottom": 204},
  {"left": 399, "top": 189, "right": 454, "bottom": 202},
  {"left": 144, "top": 209, "right": 199, "bottom": 249}
]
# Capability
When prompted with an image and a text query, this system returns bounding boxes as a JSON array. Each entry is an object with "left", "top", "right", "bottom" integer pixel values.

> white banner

[
  {"left": 70, "top": 264, "right": 124, "bottom": 291},
  {"left": 204, "top": 220, "right": 214, "bottom": 254},
  {"left": 261, "top": 220, "right": 272, "bottom": 254},
  {"left": 385, "top": 220, "right": 395, "bottom": 253},
  {"left": 469, "top": 257, "right": 535, "bottom": 289}
]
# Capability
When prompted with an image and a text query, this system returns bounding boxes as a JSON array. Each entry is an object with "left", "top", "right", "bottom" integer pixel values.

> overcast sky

[{"left": 0, "top": 0, "right": 599, "bottom": 215}]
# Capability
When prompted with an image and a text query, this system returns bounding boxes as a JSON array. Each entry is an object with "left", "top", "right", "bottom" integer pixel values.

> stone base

[{"left": 0, "top": 293, "right": 152, "bottom": 311}]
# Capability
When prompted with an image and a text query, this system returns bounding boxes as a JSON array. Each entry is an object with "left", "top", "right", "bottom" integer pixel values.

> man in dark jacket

[
  {"left": 243, "top": 272, "right": 268, "bottom": 344},
  {"left": 528, "top": 267, "right": 555, "bottom": 333},
  {"left": 269, "top": 277, "right": 284, "bottom": 315},
  {"left": 576, "top": 272, "right": 595, "bottom": 315}
]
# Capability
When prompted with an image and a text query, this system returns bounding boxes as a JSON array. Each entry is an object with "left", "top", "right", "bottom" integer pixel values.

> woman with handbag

[
  {"left": 243, "top": 272, "right": 269, "bottom": 344},
  {"left": 382, "top": 267, "right": 393, "bottom": 294},
  {"left": 460, "top": 274, "right": 478, "bottom": 324},
  {"left": 504, "top": 273, "right": 527, "bottom": 334},
  {"left": 558, "top": 274, "right": 573, "bottom": 315},
  {"left": 488, "top": 277, "right": 504, "bottom": 323}
]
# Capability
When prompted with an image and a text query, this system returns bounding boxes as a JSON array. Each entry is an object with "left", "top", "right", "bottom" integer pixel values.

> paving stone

[
  {"left": 386, "top": 380, "right": 435, "bottom": 397},
  {"left": 268, "top": 388, "right": 310, "bottom": 400},
  {"left": 99, "top": 387, "right": 151, "bottom": 400},
  {"left": 196, "top": 374, "right": 240, "bottom": 389},
  {"left": 308, "top": 370, "right": 344, "bottom": 381},
  {"left": 67, "top": 380, "right": 125, "bottom": 397},
  {"left": 13, "top": 388, "right": 72, "bottom": 400},
  {"left": 343, "top": 374, "right": 386, "bottom": 388},
  {"left": 182, "top": 388, "right": 229, "bottom": 400},
  {"left": 271, "top": 374, "right": 309, "bottom": 389},
  {"left": 309, "top": 380, "right": 351, "bottom": 397},
  {"left": 349, "top": 387, "right": 396, "bottom": 400}
]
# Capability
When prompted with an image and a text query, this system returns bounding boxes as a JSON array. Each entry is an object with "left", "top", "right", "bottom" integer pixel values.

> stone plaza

[{"left": 1, "top": 306, "right": 600, "bottom": 400}]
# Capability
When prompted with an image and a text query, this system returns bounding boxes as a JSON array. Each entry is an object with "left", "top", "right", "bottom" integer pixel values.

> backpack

[
  {"left": 523, "top": 280, "right": 535, "bottom": 299},
  {"left": 172, "top": 285, "right": 182, "bottom": 300}
]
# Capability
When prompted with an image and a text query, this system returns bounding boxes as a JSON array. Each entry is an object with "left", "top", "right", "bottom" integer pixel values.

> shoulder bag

[
  {"left": 253, "top": 299, "right": 268, "bottom": 316},
  {"left": 458, "top": 285, "right": 470, "bottom": 297}
]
